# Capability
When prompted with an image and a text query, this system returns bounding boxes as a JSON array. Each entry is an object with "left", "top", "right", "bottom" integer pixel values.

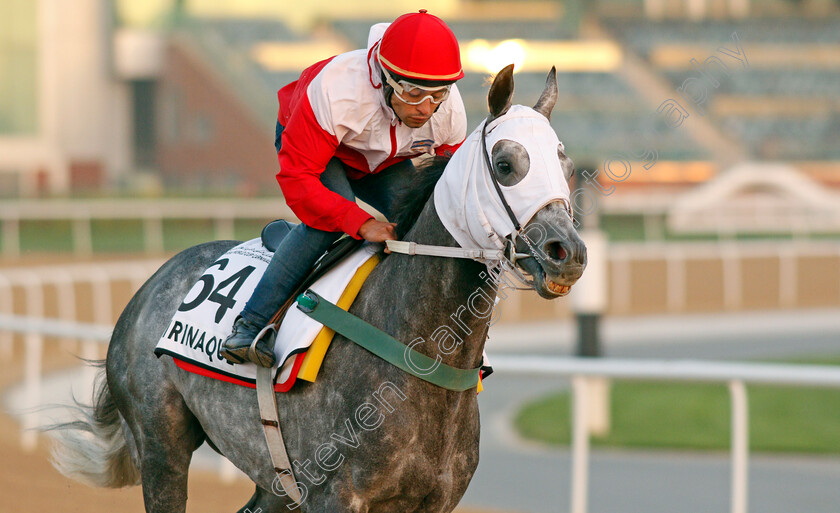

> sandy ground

[
  {"left": 0, "top": 346, "right": 255, "bottom": 513},
  {"left": 0, "top": 345, "right": 491, "bottom": 513}
]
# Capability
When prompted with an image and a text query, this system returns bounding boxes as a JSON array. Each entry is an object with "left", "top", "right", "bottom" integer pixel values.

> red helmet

[{"left": 377, "top": 10, "right": 464, "bottom": 84}]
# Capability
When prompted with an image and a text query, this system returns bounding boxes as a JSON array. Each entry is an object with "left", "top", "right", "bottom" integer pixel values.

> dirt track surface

[
  {"left": 0, "top": 345, "right": 491, "bottom": 513},
  {"left": 0, "top": 347, "right": 253, "bottom": 512}
]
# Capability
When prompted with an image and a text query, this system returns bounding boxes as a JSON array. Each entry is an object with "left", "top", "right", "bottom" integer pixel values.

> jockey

[{"left": 221, "top": 10, "right": 467, "bottom": 367}]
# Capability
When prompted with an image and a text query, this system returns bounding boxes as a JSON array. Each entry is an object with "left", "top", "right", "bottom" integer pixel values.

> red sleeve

[
  {"left": 276, "top": 83, "right": 373, "bottom": 239},
  {"left": 435, "top": 141, "right": 463, "bottom": 159}
]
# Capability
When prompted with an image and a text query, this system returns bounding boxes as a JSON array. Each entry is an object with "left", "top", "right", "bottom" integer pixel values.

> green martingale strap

[{"left": 296, "top": 290, "right": 480, "bottom": 392}]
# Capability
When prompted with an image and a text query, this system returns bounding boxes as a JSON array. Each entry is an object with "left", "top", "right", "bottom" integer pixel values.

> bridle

[
  {"left": 386, "top": 115, "right": 574, "bottom": 287},
  {"left": 479, "top": 117, "right": 573, "bottom": 272}
]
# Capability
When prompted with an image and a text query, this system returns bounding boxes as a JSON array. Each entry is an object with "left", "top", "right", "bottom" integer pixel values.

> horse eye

[{"left": 497, "top": 161, "right": 512, "bottom": 174}]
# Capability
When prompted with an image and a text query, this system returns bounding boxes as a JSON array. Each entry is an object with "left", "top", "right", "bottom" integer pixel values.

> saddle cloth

[{"left": 154, "top": 238, "right": 380, "bottom": 391}]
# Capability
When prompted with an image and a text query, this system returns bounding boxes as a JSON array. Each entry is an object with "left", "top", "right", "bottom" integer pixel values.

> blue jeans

[{"left": 240, "top": 123, "right": 416, "bottom": 326}]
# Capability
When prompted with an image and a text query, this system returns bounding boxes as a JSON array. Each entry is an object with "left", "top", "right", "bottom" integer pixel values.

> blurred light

[
  {"left": 254, "top": 38, "right": 622, "bottom": 75},
  {"left": 186, "top": 0, "right": 457, "bottom": 31},
  {"left": 251, "top": 41, "right": 350, "bottom": 71},
  {"left": 116, "top": 0, "right": 171, "bottom": 27},
  {"left": 114, "top": 29, "right": 165, "bottom": 80},
  {"left": 466, "top": 39, "right": 527, "bottom": 75},
  {"left": 651, "top": 44, "right": 840, "bottom": 69},
  {"left": 463, "top": 40, "right": 622, "bottom": 74},
  {"left": 621, "top": 161, "right": 717, "bottom": 184}
]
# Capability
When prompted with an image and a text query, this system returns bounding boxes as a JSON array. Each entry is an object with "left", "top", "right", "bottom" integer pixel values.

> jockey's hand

[{"left": 358, "top": 219, "right": 397, "bottom": 249}]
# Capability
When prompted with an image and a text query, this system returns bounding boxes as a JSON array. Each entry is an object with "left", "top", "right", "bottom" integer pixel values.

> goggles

[{"left": 381, "top": 67, "right": 451, "bottom": 105}]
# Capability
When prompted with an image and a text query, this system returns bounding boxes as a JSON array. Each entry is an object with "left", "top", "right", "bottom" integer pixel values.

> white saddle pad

[{"left": 154, "top": 238, "right": 379, "bottom": 385}]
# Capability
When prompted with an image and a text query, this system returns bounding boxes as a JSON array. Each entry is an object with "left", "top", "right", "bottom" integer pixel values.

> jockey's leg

[
  {"left": 351, "top": 159, "right": 416, "bottom": 221},
  {"left": 221, "top": 158, "right": 354, "bottom": 366}
]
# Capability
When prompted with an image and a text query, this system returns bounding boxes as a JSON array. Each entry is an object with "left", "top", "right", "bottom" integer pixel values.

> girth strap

[
  {"left": 252, "top": 237, "right": 367, "bottom": 506},
  {"left": 256, "top": 365, "right": 303, "bottom": 503},
  {"left": 296, "top": 290, "right": 481, "bottom": 392}
]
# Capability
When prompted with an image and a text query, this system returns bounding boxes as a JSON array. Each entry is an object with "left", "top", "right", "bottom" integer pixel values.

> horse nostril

[{"left": 545, "top": 241, "right": 567, "bottom": 261}]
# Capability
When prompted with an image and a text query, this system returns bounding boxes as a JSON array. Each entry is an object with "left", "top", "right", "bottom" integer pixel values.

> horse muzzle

[{"left": 516, "top": 254, "right": 585, "bottom": 299}]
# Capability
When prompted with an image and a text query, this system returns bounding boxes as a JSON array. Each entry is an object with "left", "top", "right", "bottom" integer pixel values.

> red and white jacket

[{"left": 275, "top": 23, "right": 467, "bottom": 238}]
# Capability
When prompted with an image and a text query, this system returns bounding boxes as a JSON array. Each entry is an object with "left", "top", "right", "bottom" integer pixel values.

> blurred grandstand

[{"left": 1, "top": 0, "right": 840, "bottom": 242}]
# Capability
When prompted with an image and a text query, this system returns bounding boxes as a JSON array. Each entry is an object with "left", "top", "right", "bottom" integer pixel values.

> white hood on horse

[{"left": 434, "top": 105, "right": 572, "bottom": 252}]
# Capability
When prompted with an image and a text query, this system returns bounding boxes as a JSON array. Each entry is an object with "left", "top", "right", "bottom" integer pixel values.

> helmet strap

[{"left": 380, "top": 72, "right": 400, "bottom": 119}]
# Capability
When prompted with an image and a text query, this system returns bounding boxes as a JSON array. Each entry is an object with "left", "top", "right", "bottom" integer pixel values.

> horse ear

[
  {"left": 533, "top": 66, "right": 558, "bottom": 120},
  {"left": 488, "top": 63, "right": 515, "bottom": 120}
]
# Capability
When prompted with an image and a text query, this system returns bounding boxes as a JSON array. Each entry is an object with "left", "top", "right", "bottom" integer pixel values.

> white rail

[
  {"left": 491, "top": 356, "right": 840, "bottom": 513},
  {"left": 1, "top": 244, "right": 838, "bottom": 325},
  {"left": 0, "top": 315, "right": 112, "bottom": 450},
  {"left": 3, "top": 317, "right": 840, "bottom": 513},
  {"left": 0, "top": 315, "right": 249, "bottom": 477},
  {"left": 0, "top": 260, "right": 163, "bottom": 362},
  {"left": 2, "top": 211, "right": 839, "bottom": 315},
  {"left": 0, "top": 198, "right": 294, "bottom": 257},
  {"left": 0, "top": 314, "right": 112, "bottom": 340}
]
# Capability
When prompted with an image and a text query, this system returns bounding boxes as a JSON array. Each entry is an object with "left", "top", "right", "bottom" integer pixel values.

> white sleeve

[
  {"left": 444, "top": 85, "right": 468, "bottom": 145},
  {"left": 367, "top": 23, "right": 389, "bottom": 48},
  {"left": 306, "top": 72, "right": 337, "bottom": 137}
]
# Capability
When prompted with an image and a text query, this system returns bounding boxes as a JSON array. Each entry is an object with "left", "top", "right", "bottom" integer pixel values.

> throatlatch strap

[
  {"left": 296, "top": 290, "right": 481, "bottom": 392},
  {"left": 256, "top": 366, "right": 302, "bottom": 503}
]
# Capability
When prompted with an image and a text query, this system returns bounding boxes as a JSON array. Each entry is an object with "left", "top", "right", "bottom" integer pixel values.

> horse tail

[{"left": 45, "top": 360, "right": 141, "bottom": 488}]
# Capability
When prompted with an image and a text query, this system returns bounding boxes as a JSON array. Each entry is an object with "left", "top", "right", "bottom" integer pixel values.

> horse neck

[{"left": 363, "top": 198, "right": 497, "bottom": 371}]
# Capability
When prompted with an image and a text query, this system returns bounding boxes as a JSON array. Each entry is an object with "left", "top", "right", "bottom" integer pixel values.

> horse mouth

[
  {"left": 516, "top": 256, "right": 577, "bottom": 299},
  {"left": 545, "top": 276, "right": 571, "bottom": 296}
]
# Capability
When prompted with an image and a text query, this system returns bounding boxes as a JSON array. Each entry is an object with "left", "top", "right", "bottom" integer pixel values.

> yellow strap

[{"left": 297, "top": 255, "right": 380, "bottom": 382}]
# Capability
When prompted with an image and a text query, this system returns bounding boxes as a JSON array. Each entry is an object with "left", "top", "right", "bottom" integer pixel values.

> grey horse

[{"left": 47, "top": 65, "right": 586, "bottom": 513}]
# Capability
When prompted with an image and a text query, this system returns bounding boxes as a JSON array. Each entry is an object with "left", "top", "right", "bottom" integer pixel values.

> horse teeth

[{"left": 544, "top": 277, "right": 570, "bottom": 295}]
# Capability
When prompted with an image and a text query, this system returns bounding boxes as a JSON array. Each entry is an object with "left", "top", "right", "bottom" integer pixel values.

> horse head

[{"left": 435, "top": 64, "right": 586, "bottom": 298}]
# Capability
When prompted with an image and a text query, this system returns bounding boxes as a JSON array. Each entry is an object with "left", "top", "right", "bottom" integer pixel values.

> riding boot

[{"left": 219, "top": 317, "right": 277, "bottom": 367}]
